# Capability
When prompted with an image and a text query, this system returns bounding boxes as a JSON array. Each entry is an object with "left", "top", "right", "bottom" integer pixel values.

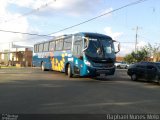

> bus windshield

[{"left": 84, "top": 37, "right": 115, "bottom": 59}]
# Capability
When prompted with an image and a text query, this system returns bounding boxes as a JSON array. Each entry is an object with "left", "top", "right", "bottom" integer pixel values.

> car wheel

[
  {"left": 158, "top": 80, "right": 160, "bottom": 85},
  {"left": 67, "top": 64, "right": 73, "bottom": 78},
  {"left": 155, "top": 75, "right": 160, "bottom": 85},
  {"left": 131, "top": 74, "right": 137, "bottom": 81}
]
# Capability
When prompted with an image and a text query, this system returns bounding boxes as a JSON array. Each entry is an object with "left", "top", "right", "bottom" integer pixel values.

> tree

[
  {"left": 145, "top": 43, "right": 160, "bottom": 62},
  {"left": 124, "top": 43, "right": 160, "bottom": 63},
  {"left": 124, "top": 47, "right": 149, "bottom": 63},
  {"left": 134, "top": 48, "right": 149, "bottom": 62},
  {"left": 124, "top": 54, "right": 136, "bottom": 64}
]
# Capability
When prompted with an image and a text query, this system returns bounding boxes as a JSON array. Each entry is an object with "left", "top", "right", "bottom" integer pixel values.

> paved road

[{"left": 0, "top": 68, "right": 160, "bottom": 114}]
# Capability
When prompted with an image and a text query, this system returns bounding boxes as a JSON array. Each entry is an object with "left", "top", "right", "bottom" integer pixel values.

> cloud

[
  {"left": 104, "top": 27, "right": 123, "bottom": 40},
  {"left": 8, "top": 0, "right": 103, "bottom": 16},
  {"left": 104, "top": 27, "right": 131, "bottom": 56},
  {"left": 117, "top": 41, "right": 148, "bottom": 56},
  {"left": 100, "top": 8, "right": 113, "bottom": 18},
  {"left": 0, "top": 0, "right": 8, "bottom": 15},
  {"left": 52, "top": 0, "right": 102, "bottom": 16},
  {"left": 0, "top": 1, "right": 30, "bottom": 51},
  {"left": 117, "top": 44, "right": 135, "bottom": 56},
  {"left": 137, "top": 41, "right": 148, "bottom": 49}
]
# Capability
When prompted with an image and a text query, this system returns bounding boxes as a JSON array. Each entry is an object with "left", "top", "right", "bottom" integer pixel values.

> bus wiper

[
  {"left": 93, "top": 41, "right": 103, "bottom": 55},
  {"left": 97, "top": 48, "right": 102, "bottom": 55}
]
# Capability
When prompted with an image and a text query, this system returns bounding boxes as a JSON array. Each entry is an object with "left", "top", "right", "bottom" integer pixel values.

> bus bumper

[{"left": 83, "top": 66, "right": 115, "bottom": 77}]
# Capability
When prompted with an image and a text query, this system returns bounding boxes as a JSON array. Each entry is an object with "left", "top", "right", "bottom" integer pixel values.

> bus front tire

[{"left": 67, "top": 64, "right": 73, "bottom": 78}]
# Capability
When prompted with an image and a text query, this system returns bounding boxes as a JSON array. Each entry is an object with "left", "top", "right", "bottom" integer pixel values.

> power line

[
  {"left": 121, "top": 42, "right": 135, "bottom": 43},
  {"left": 2, "top": 0, "right": 56, "bottom": 24},
  {"left": 0, "top": 29, "right": 52, "bottom": 37},
  {"left": 48, "top": 0, "right": 148, "bottom": 35},
  {"left": 0, "top": 0, "right": 148, "bottom": 39}
]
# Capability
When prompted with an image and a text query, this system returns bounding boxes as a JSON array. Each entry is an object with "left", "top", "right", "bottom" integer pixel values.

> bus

[{"left": 32, "top": 32, "right": 120, "bottom": 77}]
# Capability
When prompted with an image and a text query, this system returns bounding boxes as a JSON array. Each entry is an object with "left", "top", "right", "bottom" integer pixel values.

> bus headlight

[{"left": 84, "top": 60, "right": 91, "bottom": 66}]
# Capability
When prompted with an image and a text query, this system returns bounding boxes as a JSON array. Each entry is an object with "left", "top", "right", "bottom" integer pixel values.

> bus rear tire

[
  {"left": 67, "top": 64, "right": 73, "bottom": 78},
  {"left": 41, "top": 62, "right": 46, "bottom": 71}
]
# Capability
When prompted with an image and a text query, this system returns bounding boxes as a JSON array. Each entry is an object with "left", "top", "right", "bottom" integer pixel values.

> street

[{"left": 0, "top": 68, "right": 160, "bottom": 114}]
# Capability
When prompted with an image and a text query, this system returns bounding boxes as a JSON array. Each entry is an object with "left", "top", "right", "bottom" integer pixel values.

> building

[
  {"left": 0, "top": 46, "right": 33, "bottom": 67},
  {"left": 153, "top": 52, "right": 160, "bottom": 62},
  {"left": 116, "top": 56, "right": 124, "bottom": 62}
]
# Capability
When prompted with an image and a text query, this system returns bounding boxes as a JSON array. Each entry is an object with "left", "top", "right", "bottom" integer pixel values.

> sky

[{"left": 0, "top": 0, "right": 160, "bottom": 56}]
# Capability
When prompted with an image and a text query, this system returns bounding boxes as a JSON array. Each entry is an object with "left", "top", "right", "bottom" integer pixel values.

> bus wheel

[
  {"left": 67, "top": 64, "right": 73, "bottom": 78},
  {"left": 41, "top": 62, "right": 46, "bottom": 71}
]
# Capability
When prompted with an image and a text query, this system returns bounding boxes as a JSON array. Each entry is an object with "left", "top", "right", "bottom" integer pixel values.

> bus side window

[
  {"left": 43, "top": 42, "right": 49, "bottom": 52},
  {"left": 73, "top": 40, "right": 83, "bottom": 58},
  {"left": 55, "top": 39, "right": 63, "bottom": 51},
  {"left": 84, "top": 38, "right": 88, "bottom": 49},
  {"left": 49, "top": 41, "right": 55, "bottom": 51},
  {"left": 34, "top": 45, "right": 37, "bottom": 53},
  {"left": 63, "top": 37, "right": 72, "bottom": 50},
  {"left": 36, "top": 44, "right": 39, "bottom": 52},
  {"left": 39, "top": 43, "right": 44, "bottom": 52}
]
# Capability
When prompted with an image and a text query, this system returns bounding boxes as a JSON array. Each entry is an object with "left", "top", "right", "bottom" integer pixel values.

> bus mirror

[
  {"left": 115, "top": 42, "right": 120, "bottom": 54},
  {"left": 84, "top": 37, "right": 89, "bottom": 49},
  {"left": 82, "top": 48, "right": 87, "bottom": 52},
  {"left": 118, "top": 43, "right": 120, "bottom": 51}
]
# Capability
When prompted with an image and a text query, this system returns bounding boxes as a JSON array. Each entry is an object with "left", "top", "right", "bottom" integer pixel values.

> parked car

[
  {"left": 115, "top": 61, "right": 122, "bottom": 68},
  {"left": 127, "top": 62, "right": 160, "bottom": 84},
  {"left": 115, "top": 61, "right": 129, "bottom": 69}
]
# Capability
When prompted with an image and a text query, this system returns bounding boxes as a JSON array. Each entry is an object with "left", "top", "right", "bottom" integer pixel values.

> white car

[
  {"left": 115, "top": 61, "right": 129, "bottom": 69},
  {"left": 115, "top": 62, "right": 122, "bottom": 68}
]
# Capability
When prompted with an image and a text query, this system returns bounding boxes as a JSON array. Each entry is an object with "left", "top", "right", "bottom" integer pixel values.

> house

[
  {"left": 0, "top": 47, "right": 33, "bottom": 67},
  {"left": 116, "top": 56, "right": 124, "bottom": 62}
]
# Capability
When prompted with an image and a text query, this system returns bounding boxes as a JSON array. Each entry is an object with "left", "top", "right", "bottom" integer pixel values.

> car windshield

[{"left": 84, "top": 37, "right": 115, "bottom": 59}]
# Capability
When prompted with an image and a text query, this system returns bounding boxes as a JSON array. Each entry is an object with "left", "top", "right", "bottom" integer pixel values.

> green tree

[
  {"left": 145, "top": 43, "right": 160, "bottom": 61},
  {"left": 124, "top": 54, "right": 135, "bottom": 64},
  {"left": 124, "top": 43, "right": 160, "bottom": 63},
  {"left": 134, "top": 48, "right": 149, "bottom": 62},
  {"left": 124, "top": 47, "right": 149, "bottom": 63}
]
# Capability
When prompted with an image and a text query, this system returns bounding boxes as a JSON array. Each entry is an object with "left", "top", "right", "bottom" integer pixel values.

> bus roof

[
  {"left": 77, "top": 32, "right": 112, "bottom": 39},
  {"left": 34, "top": 32, "right": 113, "bottom": 45}
]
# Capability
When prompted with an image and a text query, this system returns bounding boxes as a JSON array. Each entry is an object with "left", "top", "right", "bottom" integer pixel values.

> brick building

[{"left": 0, "top": 47, "right": 33, "bottom": 67}]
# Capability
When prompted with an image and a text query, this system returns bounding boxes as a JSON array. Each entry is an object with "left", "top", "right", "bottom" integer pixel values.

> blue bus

[{"left": 32, "top": 32, "right": 120, "bottom": 77}]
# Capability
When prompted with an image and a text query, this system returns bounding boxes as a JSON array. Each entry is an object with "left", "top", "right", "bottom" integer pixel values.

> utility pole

[
  {"left": 133, "top": 26, "right": 142, "bottom": 53},
  {"left": 135, "top": 26, "right": 138, "bottom": 52}
]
